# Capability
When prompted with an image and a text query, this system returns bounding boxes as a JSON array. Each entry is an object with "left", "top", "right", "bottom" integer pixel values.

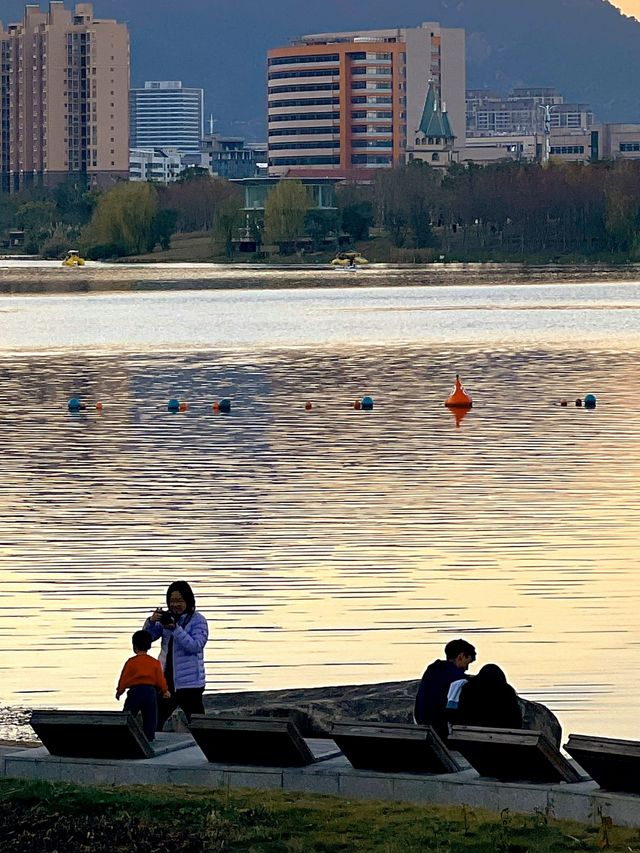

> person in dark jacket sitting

[
  {"left": 456, "top": 663, "right": 522, "bottom": 729},
  {"left": 414, "top": 638, "right": 477, "bottom": 741}
]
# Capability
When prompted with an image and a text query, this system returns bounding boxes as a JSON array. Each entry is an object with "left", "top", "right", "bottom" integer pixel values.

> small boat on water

[
  {"left": 331, "top": 251, "right": 369, "bottom": 268},
  {"left": 62, "top": 250, "right": 86, "bottom": 267}
]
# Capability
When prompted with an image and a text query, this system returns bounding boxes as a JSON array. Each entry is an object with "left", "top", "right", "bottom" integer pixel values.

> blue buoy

[
  {"left": 167, "top": 398, "right": 180, "bottom": 412},
  {"left": 361, "top": 396, "right": 374, "bottom": 410},
  {"left": 218, "top": 398, "right": 231, "bottom": 413},
  {"left": 584, "top": 394, "right": 597, "bottom": 409},
  {"left": 68, "top": 397, "right": 81, "bottom": 412}
]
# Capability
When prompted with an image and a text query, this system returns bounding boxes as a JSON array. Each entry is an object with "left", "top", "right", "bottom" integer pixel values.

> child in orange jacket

[{"left": 116, "top": 630, "right": 170, "bottom": 741}]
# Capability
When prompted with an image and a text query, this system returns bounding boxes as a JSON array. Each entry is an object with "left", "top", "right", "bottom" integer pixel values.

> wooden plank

[
  {"left": 449, "top": 726, "right": 582, "bottom": 783},
  {"left": 331, "top": 721, "right": 461, "bottom": 774},
  {"left": 565, "top": 734, "right": 640, "bottom": 793},
  {"left": 189, "top": 715, "right": 316, "bottom": 767},
  {"left": 30, "top": 710, "right": 154, "bottom": 760}
]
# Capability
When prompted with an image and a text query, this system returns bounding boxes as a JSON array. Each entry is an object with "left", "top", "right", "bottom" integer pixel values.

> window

[
  {"left": 549, "top": 145, "right": 584, "bottom": 154},
  {"left": 620, "top": 142, "right": 640, "bottom": 152},
  {"left": 269, "top": 54, "right": 340, "bottom": 66}
]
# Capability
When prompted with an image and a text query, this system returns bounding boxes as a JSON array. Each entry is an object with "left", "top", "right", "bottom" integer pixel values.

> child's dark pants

[{"left": 124, "top": 685, "right": 157, "bottom": 741}]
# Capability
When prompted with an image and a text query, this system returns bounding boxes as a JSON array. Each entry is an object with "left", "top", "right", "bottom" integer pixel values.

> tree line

[{"left": 3, "top": 158, "right": 640, "bottom": 262}]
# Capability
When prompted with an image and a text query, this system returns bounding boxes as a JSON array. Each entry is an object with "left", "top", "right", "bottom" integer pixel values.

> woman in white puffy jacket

[{"left": 144, "top": 580, "right": 208, "bottom": 730}]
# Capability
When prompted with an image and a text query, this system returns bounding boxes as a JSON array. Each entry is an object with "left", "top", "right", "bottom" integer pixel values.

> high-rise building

[
  {"left": 0, "top": 2, "right": 129, "bottom": 190},
  {"left": 130, "top": 81, "right": 204, "bottom": 155},
  {"left": 267, "top": 23, "right": 465, "bottom": 177}
]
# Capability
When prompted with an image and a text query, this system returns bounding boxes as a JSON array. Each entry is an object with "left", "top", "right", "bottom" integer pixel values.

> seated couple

[{"left": 414, "top": 638, "right": 522, "bottom": 742}]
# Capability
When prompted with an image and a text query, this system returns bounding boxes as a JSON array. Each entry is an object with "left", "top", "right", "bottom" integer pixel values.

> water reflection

[{"left": 1, "top": 283, "right": 640, "bottom": 742}]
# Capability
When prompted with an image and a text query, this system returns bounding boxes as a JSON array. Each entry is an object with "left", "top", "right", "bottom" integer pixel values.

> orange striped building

[{"left": 267, "top": 24, "right": 465, "bottom": 178}]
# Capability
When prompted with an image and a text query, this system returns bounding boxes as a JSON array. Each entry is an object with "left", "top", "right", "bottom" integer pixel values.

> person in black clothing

[
  {"left": 456, "top": 663, "right": 522, "bottom": 729},
  {"left": 414, "top": 638, "right": 477, "bottom": 741}
]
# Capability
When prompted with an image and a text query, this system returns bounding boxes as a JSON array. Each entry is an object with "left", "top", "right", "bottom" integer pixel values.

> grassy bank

[
  {"left": 0, "top": 779, "right": 636, "bottom": 852},
  {"left": 120, "top": 231, "right": 637, "bottom": 266}
]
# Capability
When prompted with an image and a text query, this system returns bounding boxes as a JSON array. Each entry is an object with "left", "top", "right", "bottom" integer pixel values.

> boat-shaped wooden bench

[
  {"left": 30, "top": 710, "right": 155, "bottom": 759},
  {"left": 449, "top": 726, "right": 583, "bottom": 783},
  {"left": 565, "top": 734, "right": 640, "bottom": 793},
  {"left": 189, "top": 715, "right": 340, "bottom": 767},
  {"left": 330, "top": 721, "right": 462, "bottom": 774}
]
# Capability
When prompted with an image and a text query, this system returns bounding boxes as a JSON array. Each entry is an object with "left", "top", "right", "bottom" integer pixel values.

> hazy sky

[{"left": 613, "top": 0, "right": 640, "bottom": 18}]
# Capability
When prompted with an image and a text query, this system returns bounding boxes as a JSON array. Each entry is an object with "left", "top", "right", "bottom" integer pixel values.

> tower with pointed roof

[{"left": 407, "top": 80, "right": 457, "bottom": 169}]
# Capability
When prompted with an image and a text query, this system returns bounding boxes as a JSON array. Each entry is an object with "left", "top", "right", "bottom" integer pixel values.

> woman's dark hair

[
  {"left": 166, "top": 580, "right": 196, "bottom": 612},
  {"left": 475, "top": 663, "right": 507, "bottom": 683}
]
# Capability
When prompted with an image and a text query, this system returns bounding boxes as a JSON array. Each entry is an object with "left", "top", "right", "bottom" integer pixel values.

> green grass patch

[{"left": 1, "top": 778, "right": 638, "bottom": 852}]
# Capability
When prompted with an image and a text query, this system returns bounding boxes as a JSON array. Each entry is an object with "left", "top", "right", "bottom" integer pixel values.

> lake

[{"left": 1, "top": 274, "right": 640, "bottom": 742}]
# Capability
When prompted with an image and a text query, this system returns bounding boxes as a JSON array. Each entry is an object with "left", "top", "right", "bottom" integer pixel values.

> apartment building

[
  {"left": 0, "top": 2, "right": 129, "bottom": 190},
  {"left": 466, "top": 88, "right": 593, "bottom": 136},
  {"left": 130, "top": 81, "right": 204, "bottom": 155},
  {"left": 267, "top": 23, "right": 465, "bottom": 177},
  {"left": 129, "top": 147, "right": 185, "bottom": 182}
]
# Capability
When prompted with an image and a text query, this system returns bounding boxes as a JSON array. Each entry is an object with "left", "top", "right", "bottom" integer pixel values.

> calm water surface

[{"left": 1, "top": 276, "right": 640, "bottom": 741}]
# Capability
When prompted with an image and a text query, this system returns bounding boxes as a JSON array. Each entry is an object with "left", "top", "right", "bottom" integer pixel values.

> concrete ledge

[{"left": 4, "top": 739, "right": 640, "bottom": 828}]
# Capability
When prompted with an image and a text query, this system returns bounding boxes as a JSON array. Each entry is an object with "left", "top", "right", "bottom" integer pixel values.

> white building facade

[
  {"left": 129, "top": 81, "right": 204, "bottom": 155},
  {"left": 129, "top": 147, "right": 184, "bottom": 182}
]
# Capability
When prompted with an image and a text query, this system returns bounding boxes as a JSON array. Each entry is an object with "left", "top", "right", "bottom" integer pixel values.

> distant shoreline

[{"left": 1, "top": 260, "right": 639, "bottom": 295}]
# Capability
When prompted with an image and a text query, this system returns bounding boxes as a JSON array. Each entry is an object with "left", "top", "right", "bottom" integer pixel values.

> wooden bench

[
  {"left": 189, "top": 715, "right": 321, "bottom": 767},
  {"left": 30, "top": 710, "right": 154, "bottom": 759},
  {"left": 565, "top": 734, "right": 640, "bottom": 793},
  {"left": 330, "top": 721, "right": 462, "bottom": 774},
  {"left": 449, "top": 726, "right": 582, "bottom": 783}
]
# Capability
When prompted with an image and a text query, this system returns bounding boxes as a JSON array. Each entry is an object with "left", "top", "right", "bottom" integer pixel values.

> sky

[{"left": 613, "top": 0, "right": 640, "bottom": 16}]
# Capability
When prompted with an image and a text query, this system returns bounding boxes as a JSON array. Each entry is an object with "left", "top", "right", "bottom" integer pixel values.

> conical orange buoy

[{"left": 445, "top": 374, "right": 473, "bottom": 409}]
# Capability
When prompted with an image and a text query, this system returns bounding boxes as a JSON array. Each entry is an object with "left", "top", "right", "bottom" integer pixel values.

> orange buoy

[
  {"left": 353, "top": 399, "right": 362, "bottom": 410},
  {"left": 305, "top": 401, "right": 313, "bottom": 410},
  {"left": 179, "top": 401, "right": 188, "bottom": 412},
  {"left": 95, "top": 401, "right": 103, "bottom": 411},
  {"left": 445, "top": 374, "right": 473, "bottom": 409},
  {"left": 212, "top": 401, "right": 220, "bottom": 412}
]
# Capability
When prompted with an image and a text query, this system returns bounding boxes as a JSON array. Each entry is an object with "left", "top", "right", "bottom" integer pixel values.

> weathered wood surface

[
  {"left": 565, "top": 734, "right": 640, "bottom": 793},
  {"left": 331, "top": 720, "right": 462, "bottom": 774},
  {"left": 449, "top": 726, "right": 582, "bottom": 784},
  {"left": 30, "top": 711, "right": 153, "bottom": 760},
  {"left": 189, "top": 715, "right": 316, "bottom": 767},
  {"left": 201, "top": 680, "right": 562, "bottom": 747}
]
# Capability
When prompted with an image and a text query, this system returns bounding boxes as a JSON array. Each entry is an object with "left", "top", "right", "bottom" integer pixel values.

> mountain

[{"left": 3, "top": 0, "right": 640, "bottom": 139}]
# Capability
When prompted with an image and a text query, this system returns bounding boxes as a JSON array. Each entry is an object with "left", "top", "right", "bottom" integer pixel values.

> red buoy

[{"left": 445, "top": 374, "right": 473, "bottom": 409}]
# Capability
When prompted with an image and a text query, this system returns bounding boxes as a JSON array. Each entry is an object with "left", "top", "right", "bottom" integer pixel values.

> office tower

[
  {"left": 267, "top": 23, "right": 465, "bottom": 177},
  {"left": 130, "top": 81, "right": 204, "bottom": 155},
  {"left": 0, "top": 2, "right": 129, "bottom": 190}
]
